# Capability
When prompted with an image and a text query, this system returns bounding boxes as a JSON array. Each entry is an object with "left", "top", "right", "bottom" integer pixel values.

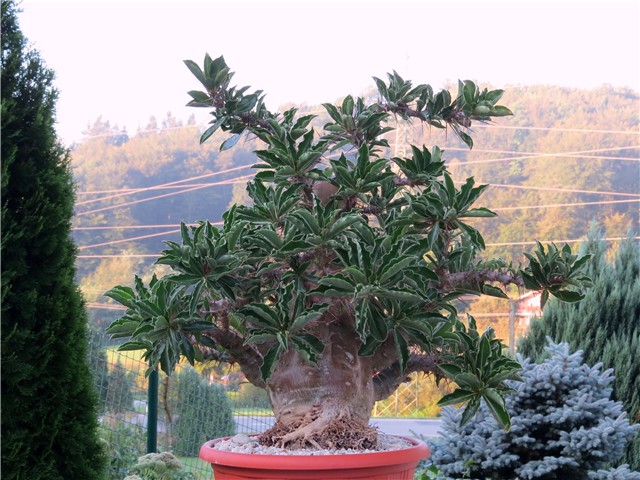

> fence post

[
  {"left": 509, "top": 300, "right": 517, "bottom": 356},
  {"left": 147, "top": 366, "right": 158, "bottom": 453}
]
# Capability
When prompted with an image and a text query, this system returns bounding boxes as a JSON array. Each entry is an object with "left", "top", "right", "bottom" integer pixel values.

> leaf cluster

[{"left": 106, "top": 55, "right": 592, "bottom": 430}]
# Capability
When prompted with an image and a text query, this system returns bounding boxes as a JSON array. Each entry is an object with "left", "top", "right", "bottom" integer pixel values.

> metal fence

[
  {"left": 87, "top": 329, "right": 274, "bottom": 480},
  {"left": 87, "top": 329, "right": 442, "bottom": 479}
]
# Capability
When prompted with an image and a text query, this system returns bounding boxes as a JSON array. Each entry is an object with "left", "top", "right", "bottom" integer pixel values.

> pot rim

[{"left": 199, "top": 434, "right": 430, "bottom": 470}]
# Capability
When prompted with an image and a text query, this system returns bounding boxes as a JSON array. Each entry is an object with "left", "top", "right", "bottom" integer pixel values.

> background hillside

[{"left": 70, "top": 84, "right": 640, "bottom": 334}]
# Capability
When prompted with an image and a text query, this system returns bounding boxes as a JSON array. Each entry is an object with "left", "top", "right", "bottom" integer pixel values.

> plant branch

[
  {"left": 372, "top": 353, "right": 440, "bottom": 401},
  {"left": 439, "top": 268, "right": 525, "bottom": 291},
  {"left": 201, "top": 326, "right": 266, "bottom": 388}
]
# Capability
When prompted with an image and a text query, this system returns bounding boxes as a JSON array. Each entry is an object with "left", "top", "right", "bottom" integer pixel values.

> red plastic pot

[{"left": 199, "top": 435, "right": 429, "bottom": 480}]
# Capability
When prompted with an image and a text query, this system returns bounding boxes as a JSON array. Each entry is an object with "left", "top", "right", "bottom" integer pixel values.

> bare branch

[
  {"left": 203, "top": 326, "right": 266, "bottom": 388},
  {"left": 439, "top": 268, "right": 525, "bottom": 291},
  {"left": 373, "top": 353, "right": 440, "bottom": 401}
]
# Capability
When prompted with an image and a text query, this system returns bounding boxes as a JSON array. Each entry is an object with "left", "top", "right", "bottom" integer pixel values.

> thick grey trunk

[{"left": 261, "top": 320, "right": 378, "bottom": 448}]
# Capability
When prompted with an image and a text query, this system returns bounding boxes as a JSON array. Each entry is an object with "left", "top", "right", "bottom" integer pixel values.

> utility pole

[{"left": 509, "top": 300, "right": 517, "bottom": 356}]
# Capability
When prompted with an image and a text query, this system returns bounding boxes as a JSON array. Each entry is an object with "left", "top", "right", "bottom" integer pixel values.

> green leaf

[
  {"left": 460, "top": 396, "right": 481, "bottom": 426},
  {"left": 294, "top": 333, "right": 324, "bottom": 354},
  {"left": 118, "top": 341, "right": 148, "bottom": 352},
  {"left": 540, "top": 289, "right": 550, "bottom": 309},
  {"left": 290, "top": 304, "right": 330, "bottom": 332},
  {"left": 104, "top": 286, "right": 137, "bottom": 310},
  {"left": 454, "top": 372, "right": 483, "bottom": 390},
  {"left": 181, "top": 321, "right": 215, "bottom": 333},
  {"left": 379, "top": 256, "right": 416, "bottom": 285},
  {"left": 483, "top": 388, "right": 511, "bottom": 430},
  {"left": 322, "top": 103, "right": 343, "bottom": 124},
  {"left": 288, "top": 208, "right": 320, "bottom": 235},
  {"left": 570, "top": 253, "right": 592, "bottom": 272},
  {"left": 246, "top": 332, "right": 278, "bottom": 345},
  {"left": 374, "top": 288, "right": 423, "bottom": 302},
  {"left": 326, "top": 215, "right": 363, "bottom": 240},
  {"left": 437, "top": 388, "right": 477, "bottom": 406},
  {"left": 260, "top": 344, "right": 283, "bottom": 381},
  {"left": 220, "top": 133, "right": 241, "bottom": 151},
  {"left": 241, "top": 304, "right": 280, "bottom": 328},
  {"left": 491, "top": 106, "right": 513, "bottom": 117},
  {"left": 438, "top": 363, "right": 463, "bottom": 378},
  {"left": 551, "top": 289, "right": 584, "bottom": 303},
  {"left": 254, "top": 228, "right": 283, "bottom": 250},
  {"left": 478, "top": 334, "right": 490, "bottom": 369},
  {"left": 200, "top": 116, "right": 226, "bottom": 144},
  {"left": 317, "top": 275, "right": 356, "bottom": 293},
  {"left": 394, "top": 329, "right": 410, "bottom": 373},
  {"left": 482, "top": 284, "right": 509, "bottom": 299},
  {"left": 458, "top": 131, "right": 473, "bottom": 149},
  {"left": 343, "top": 266, "right": 368, "bottom": 284},
  {"left": 183, "top": 59, "right": 206, "bottom": 86},
  {"left": 342, "top": 95, "right": 354, "bottom": 116},
  {"left": 461, "top": 207, "right": 497, "bottom": 218},
  {"left": 188, "top": 280, "right": 205, "bottom": 315}
]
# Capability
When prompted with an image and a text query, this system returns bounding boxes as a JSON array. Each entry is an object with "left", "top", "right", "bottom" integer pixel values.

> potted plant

[{"left": 106, "top": 54, "right": 591, "bottom": 480}]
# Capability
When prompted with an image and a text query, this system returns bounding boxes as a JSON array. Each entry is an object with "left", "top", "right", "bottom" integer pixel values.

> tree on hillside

[
  {"left": 519, "top": 229, "right": 640, "bottom": 469},
  {"left": 1, "top": 1, "right": 106, "bottom": 478}
]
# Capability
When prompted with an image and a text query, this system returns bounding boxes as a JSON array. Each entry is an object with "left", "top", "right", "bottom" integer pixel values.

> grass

[
  {"left": 177, "top": 456, "right": 212, "bottom": 480},
  {"left": 231, "top": 406, "right": 273, "bottom": 416}
]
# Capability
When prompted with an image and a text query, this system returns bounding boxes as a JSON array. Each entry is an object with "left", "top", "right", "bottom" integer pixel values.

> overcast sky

[{"left": 17, "top": 1, "right": 640, "bottom": 145}]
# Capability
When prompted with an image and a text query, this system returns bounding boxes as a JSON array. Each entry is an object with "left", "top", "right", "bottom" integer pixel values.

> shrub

[
  {"left": 105, "top": 365, "right": 136, "bottom": 414},
  {"left": 519, "top": 232, "right": 640, "bottom": 468},
  {"left": 99, "top": 421, "right": 146, "bottom": 480},
  {"left": 428, "top": 342, "right": 640, "bottom": 479},
  {"left": 125, "top": 452, "right": 194, "bottom": 480},
  {"left": 171, "top": 367, "right": 235, "bottom": 456},
  {"left": 1, "top": 1, "right": 105, "bottom": 477},
  {"left": 233, "top": 382, "right": 271, "bottom": 410}
]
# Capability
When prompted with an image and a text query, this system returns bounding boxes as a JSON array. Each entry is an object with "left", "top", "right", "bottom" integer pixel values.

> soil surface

[{"left": 214, "top": 433, "right": 412, "bottom": 456}]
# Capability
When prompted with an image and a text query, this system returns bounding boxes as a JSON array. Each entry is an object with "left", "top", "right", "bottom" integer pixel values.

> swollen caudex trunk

[{"left": 260, "top": 321, "right": 378, "bottom": 450}]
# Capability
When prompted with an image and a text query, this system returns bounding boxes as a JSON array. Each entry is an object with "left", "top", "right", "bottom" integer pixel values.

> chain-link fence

[
  {"left": 88, "top": 329, "right": 442, "bottom": 479},
  {"left": 87, "top": 329, "right": 274, "bottom": 480}
]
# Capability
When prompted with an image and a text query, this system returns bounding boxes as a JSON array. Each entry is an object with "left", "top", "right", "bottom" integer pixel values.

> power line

[
  {"left": 476, "top": 182, "right": 640, "bottom": 198},
  {"left": 471, "top": 123, "right": 640, "bottom": 136},
  {"left": 78, "top": 254, "right": 160, "bottom": 259},
  {"left": 491, "top": 199, "right": 639, "bottom": 212},
  {"left": 445, "top": 146, "right": 638, "bottom": 162},
  {"left": 74, "top": 197, "right": 637, "bottom": 238},
  {"left": 73, "top": 224, "right": 197, "bottom": 231},
  {"left": 78, "top": 221, "right": 225, "bottom": 250},
  {"left": 78, "top": 229, "right": 181, "bottom": 250},
  {"left": 78, "top": 211, "right": 640, "bottom": 250},
  {"left": 75, "top": 175, "right": 252, "bottom": 217},
  {"left": 71, "top": 104, "right": 640, "bottom": 143},
  {"left": 77, "top": 183, "right": 248, "bottom": 196},
  {"left": 446, "top": 145, "right": 639, "bottom": 166},
  {"left": 76, "top": 164, "right": 253, "bottom": 205},
  {"left": 85, "top": 302, "right": 126, "bottom": 311},
  {"left": 73, "top": 147, "right": 638, "bottom": 218},
  {"left": 303, "top": 109, "right": 640, "bottom": 136},
  {"left": 486, "top": 236, "right": 640, "bottom": 247},
  {"left": 76, "top": 237, "right": 637, "bottom": 260}
]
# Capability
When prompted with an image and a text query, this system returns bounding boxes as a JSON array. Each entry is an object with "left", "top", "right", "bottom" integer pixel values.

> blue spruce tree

[
  {"left": 429, "top": 342, "right": 639, "bottom": 479},
  {"left": 519, "top": 231, "right": 640, "bottom": 468}
]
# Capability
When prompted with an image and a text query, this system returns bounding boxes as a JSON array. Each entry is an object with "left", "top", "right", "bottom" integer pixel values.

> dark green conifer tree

[
  {"left": 1, "top": 1, "right": 106, "bottom": 477},
  {"left": 519, "top": 229, "right": 640, "bottom": 469}
]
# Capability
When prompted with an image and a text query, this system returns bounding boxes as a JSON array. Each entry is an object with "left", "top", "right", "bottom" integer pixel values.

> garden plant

[
  {"left": 427, "top": 342, "right": 639, "bottom": 479},
  {"left": 107, "top": 54, "right": 592, "bottom": 450},
  {"left": 519, "top": 231, "right": 640, "bottom": 469}
]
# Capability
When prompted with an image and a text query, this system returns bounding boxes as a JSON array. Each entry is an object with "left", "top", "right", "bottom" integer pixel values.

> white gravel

[{"left": 213, "top": 433, "right": 412, "bottom": 455}]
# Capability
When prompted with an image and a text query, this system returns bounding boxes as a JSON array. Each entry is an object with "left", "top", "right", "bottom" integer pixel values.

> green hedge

[{"left": 172, "top": 367, "right": 236, "bottom": 456}]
